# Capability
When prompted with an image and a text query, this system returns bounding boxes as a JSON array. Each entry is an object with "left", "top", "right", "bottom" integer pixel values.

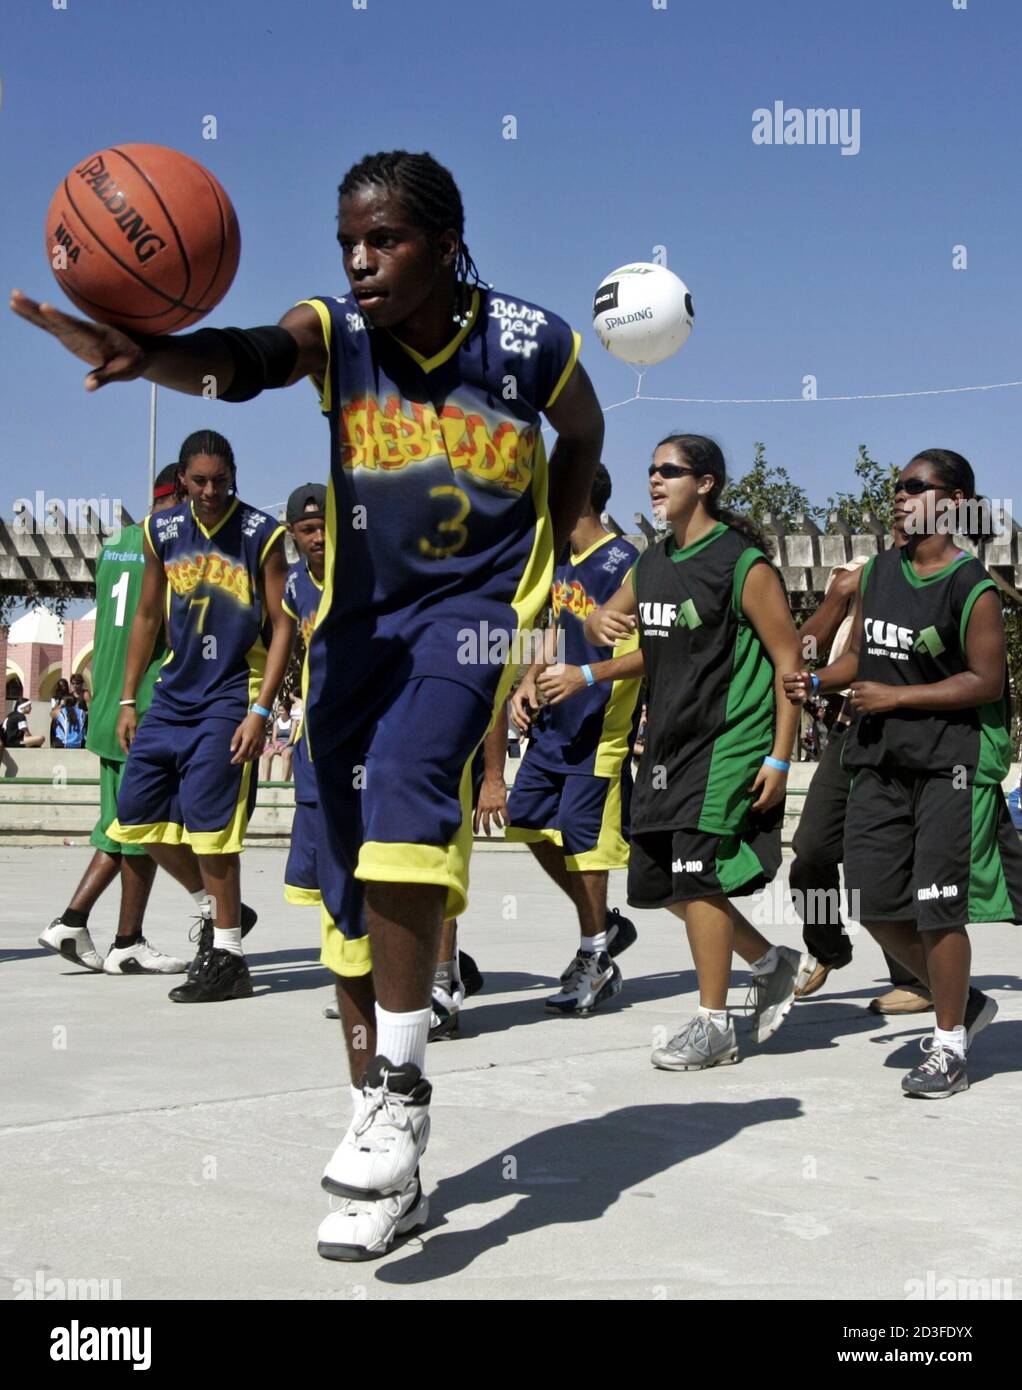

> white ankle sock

[
  {"left": 935, "top": 1025, "right": 966, "bottom": 1059},
  {"left": 191, "top": 890, "right": 212, "bottom": 911},
  {"left": 213, "top": 926, "right": 242, "bottom": 957},
  {"left": 374, "top": 1004, "right": 431, "bottom": 1073},
  {"left": 581, "top": 931, "right": 608, "bottom": 954},
  {"left": 751, "top": 945, "right": 779, "bottom": 976},
  {"left": 698, "top": 1004, "right": 729, "bottom": 1029}
]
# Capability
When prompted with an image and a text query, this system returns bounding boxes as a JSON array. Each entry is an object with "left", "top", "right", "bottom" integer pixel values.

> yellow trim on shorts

[
  {"left": 504, "top": 825, "right": 564, "bottom": 847},
  {"left": 564, "top": 773, "right": 629, "bottom": 871},
  {"left": 545, "top": 330, "right": 582, "bottom": 410},
  {"left": 320, "top": 910, "right": 373, "bottom": 978},
  {"left": 355, "top": 840, "right": 469, "bottom": 920},
  {"left": 296, "top": 298, "right": 333, "bottom": 414},
  {"left": 285, "top": 884, "right": 322, "bottom": 906},
  {"left": 106, "top": 818, "right": 186, "bottom": 847}
]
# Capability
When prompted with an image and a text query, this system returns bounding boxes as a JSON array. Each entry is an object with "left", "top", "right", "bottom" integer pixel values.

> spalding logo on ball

[
  {"left": 46, "top": 143, "right": 241, "bottom": 334},
  {"left": 592, "top": 263, "right": 693, "bottom": 366}
]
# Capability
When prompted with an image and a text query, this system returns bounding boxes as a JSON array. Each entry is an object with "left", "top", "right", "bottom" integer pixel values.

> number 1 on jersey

[{"left": 110, "top": 570, "right": 130, "bottom": 628}]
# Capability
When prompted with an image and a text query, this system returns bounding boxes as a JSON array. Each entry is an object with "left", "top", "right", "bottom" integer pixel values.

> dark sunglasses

[
  {"left": 648, "top": 463, "right": 701, "bottom": 481},
  {"left": 894, "top": 477, "right": 945, "bottom": 496}
]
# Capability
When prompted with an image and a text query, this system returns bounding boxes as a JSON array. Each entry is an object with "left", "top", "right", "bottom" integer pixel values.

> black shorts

[
  {"left": 627, "top": 804, "right": 783, "bottom": 910},
  {"left": 844, "top": 767, "right": 1022, "bottom": 929}
]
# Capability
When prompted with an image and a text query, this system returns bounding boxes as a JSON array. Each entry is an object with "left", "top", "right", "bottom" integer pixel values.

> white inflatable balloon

[{"left": 592, "top": 262, "right": 694, "bottom": 366}]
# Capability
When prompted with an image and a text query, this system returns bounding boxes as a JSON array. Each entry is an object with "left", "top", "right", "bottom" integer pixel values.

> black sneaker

[
  {"left": 606, "top": 907, "right": 637, "bottom": 959},
  {"left": 964, "top": 987, "right": 997, "bottom": 1048},
  {"left": 457, "top": 949, "right": 484, "bottom": 997},
  {"left": 902, "top": 1038, "right": 968, "bottom": 1099},
  {"left": 186, "top": 902, "right": 258, "bottom": 981},
  {"left": 169, "top": 948, "right": 253, "bottom": 1003}
]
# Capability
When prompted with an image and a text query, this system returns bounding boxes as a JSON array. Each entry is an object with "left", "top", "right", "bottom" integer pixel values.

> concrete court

[{"left": 2, "top": 842, "right": 1020, "bottom": 1303}]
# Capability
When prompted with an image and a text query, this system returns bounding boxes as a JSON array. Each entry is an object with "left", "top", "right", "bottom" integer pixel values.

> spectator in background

[
  {"left": 259, "top": 699, "right": 294, "bottom": 782},
  {"left": 53, "top": 695, "right": 86, "bottom": 749},
  {"left": 70, "top": 673, "right": 91, "bottom": 713},
  {"left": 49, "top": 678, "right": 71, "bottom": 745},
  {"left": 2, "top": 699, "right": 46, "bottom": 749}
]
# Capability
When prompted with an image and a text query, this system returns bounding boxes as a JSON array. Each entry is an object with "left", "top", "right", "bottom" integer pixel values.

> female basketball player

[
  {"left": 584, "top": 434, "right": 815, "bottom": 1071},
  {"left": 785, "top": 450, "right": 1017, "bottom": 1097}
]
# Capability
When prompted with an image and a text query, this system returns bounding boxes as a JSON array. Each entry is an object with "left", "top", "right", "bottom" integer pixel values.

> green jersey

[{"left": 86, "top": 523, "right": 167, "bottom": 762}]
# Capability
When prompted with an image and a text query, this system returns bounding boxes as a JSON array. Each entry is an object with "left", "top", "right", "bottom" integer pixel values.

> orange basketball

[{"left": 45, "top": 143, "right": 241, "bottom": 334}]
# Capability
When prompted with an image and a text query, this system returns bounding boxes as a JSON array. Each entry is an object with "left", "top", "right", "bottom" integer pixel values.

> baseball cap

[{"left": 286, "top": 483, "right": 327, "bottom": 523}]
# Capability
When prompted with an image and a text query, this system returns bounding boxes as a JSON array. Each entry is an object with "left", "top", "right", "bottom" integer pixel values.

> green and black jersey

[
  {"left": 86, "top": 523, "right": 167, "bottom": 763},
  {"left": 842, "top": 548, "right": 1011, "bottom": 783},
  {"left": 632, "top": 522, "right": 777, "bottom": 834}
]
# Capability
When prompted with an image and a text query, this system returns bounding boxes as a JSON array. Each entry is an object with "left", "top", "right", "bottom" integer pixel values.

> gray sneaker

[
  {"left": 902, "top": 1038, "right": 969, "bottom": 1099},
  {"left": 651, "top": 1013, "right": 739, "bottom": 1071},
  {"left": 750, "top": 945, "right": 812, "bottom": 1044}
]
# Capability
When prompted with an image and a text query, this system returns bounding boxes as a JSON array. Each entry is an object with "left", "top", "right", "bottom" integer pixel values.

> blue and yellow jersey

[
  {"left": 527, "top": 534, "right": 642, "bottom": 775},
  {"left": 144, "top": 498, "right": 285, "bottom": 723},
  {"left": 282, "top": 558, "right": 323, "bottom": 804},
  {"left": 298, "top": 287, "right": 581, "bottom": 756}
]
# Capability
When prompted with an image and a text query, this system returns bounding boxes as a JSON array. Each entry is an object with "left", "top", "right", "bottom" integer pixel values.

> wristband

[
  {"left": 580, "top": 664, "right": 596, "bottom": 687},
  {"left": 250, "top": 703, "right": 272, "bottom": 719},
  {"left": 809, "top": 674, "right": 821, "bottom": 694},
  {"left": 118, "top": 699, "right": 137, "bottom": 706},
  {"left": 763, "top": 756, "right": 790, "bottom": 772}
]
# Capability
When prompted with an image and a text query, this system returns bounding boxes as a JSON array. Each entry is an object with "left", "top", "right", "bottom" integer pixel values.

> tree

[
  {"left": 720, "top": 442, "right": 811, "bottom": 527},
  {"left": 824, "top": 444, "right": 899, "bottom": 530}
]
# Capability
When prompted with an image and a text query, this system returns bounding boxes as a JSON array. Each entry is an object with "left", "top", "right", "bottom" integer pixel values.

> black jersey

[
  {"left": 842, "top": 547, "right": 1010, "bottom": 783},
  {"left": 632, "top": 523, "right": 776, "bottom": 834}
]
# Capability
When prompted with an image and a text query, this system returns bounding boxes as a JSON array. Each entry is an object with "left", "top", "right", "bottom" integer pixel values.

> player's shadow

[
  {"left": 375, "top": 1097, "right": 803, "bottom": 1284},
  {"left": 247, "top": 948, "right": 332, "bottom": 994},
  {"left": 874, "top": 1018, "right": 1022, "bottom": 1080},
  {"left": 459, "top": 969, "right": 696, "bottom": 1037},
  {"left": 0, "top": 947, "right": 52, "bottom": 964}
]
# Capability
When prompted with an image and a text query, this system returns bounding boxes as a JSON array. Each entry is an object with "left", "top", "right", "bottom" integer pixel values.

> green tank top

[{"left": 85, "top": 523, "right": 167, "bottom": 761}]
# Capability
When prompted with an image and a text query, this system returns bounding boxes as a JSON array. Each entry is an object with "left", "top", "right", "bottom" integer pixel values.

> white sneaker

[
  {"left": 103, "top": 938, "right": 188, "bottom": 975},
  {"left": 546, "top": 949, "right": 622, "bottom": 1016},
  {"left": 429, "top": 980, "right": 464, "bottom": 1040},
  {"left": 321, "top": 1057, "right": 432, "bottom": 1200},
  {"left": 38, "top": 919, "right": 104, "bottom": 972},
  {"left": 317, "top": 1172, "right": 429, "bottom": 1261}
]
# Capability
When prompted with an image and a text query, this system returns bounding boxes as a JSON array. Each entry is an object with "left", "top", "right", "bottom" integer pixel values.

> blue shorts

[
  {"left": 315, "top": 675, "right": 499, "bottom": 977},
  {"left": 108, "top": 710, "right": 257, "bottom": 855},
  {"left": 505, "top": 753, "right": 632, "bottom": 870},
  {"left": 284, "top": 799, "right": 321, "bottom": 905}
]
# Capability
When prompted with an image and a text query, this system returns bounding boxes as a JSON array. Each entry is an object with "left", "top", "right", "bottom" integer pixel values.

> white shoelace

[{"left": 917, "top": 1037, "right": 960, "bottom": 1076}]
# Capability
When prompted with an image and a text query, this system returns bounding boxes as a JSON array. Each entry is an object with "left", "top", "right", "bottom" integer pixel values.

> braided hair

[
  {"left": 178, "top": 430, "right": 237, "bottom": 494},
  {"left": 338, "top": 151, "right": 489, "bottom": 321}
]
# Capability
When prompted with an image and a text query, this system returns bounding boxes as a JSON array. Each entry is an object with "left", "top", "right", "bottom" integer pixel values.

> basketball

[
  {"left": 44, "top": 144, "right": 241, "bottom": 335},
  {"left": 592, "top": 262, "right": 694, "bottom": 366}
]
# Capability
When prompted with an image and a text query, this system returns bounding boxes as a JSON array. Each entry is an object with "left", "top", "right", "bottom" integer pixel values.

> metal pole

[{"left": 147, "top": 382, "right": 158, "bottom": 506}]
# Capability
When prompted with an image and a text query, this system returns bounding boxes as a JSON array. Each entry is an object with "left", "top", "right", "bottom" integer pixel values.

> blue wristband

[
  {"left": 809, "top": 674, "right": 821, "bottom": 694},
  {"left": 580, "top": 664, "right": 596, "bottom": 687},
  {"left": 763, "top": 756, "right": 790, "bottom": 772},
  {"left": 250, "top": 703, "right": 272, "bottom": 719}
]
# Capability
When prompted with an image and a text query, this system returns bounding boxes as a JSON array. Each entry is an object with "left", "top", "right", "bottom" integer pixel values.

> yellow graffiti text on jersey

[
  {"left": 338, "top": 396, "right": 536, "bottom": 494},
  {"left": 164, "top": 552, "right": 253, "bottom": 608},
  {"left": 552, "top": 578, "right": 596, "bottom": 621}
]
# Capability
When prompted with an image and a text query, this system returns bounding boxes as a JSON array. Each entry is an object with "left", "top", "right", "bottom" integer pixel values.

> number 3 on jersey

[{"left": 419, "top": 485, "right": 470, "bottom": 559}]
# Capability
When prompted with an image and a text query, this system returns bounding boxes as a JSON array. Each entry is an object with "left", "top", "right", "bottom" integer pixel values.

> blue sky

[{"left": 2, "top": 0, "right": 1020, "bottom": 563}]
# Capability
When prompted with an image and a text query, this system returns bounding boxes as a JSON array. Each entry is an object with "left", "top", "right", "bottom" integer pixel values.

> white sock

[
  {"left": 751, "top": 945, "right": 779, "bottom": 976},
  {"left": 581, "top": 931, "right": 608, "bottom": 955},
  {"left": 213, "top": 926, "right": 243, "bottom": 957},
  {"left": 935, "top": 1025, "right": 967, "bottom": 1059},
  {"left": 349, "top": 1084, "right": 363, "bottom": 1111},
  {"left": 191, "top": 890, "right": 212, "bottom": 912},
  {"left": 698, "top": 1004, "right": 729, "bottom": 1030},
  {"left": 374, "top": 1004, "right": 431, "bottom": 1073}
]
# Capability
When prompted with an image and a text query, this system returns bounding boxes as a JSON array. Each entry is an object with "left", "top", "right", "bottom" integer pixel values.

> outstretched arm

[{"left": 10, "top": 291, "right": 328, "bottom": 397}]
